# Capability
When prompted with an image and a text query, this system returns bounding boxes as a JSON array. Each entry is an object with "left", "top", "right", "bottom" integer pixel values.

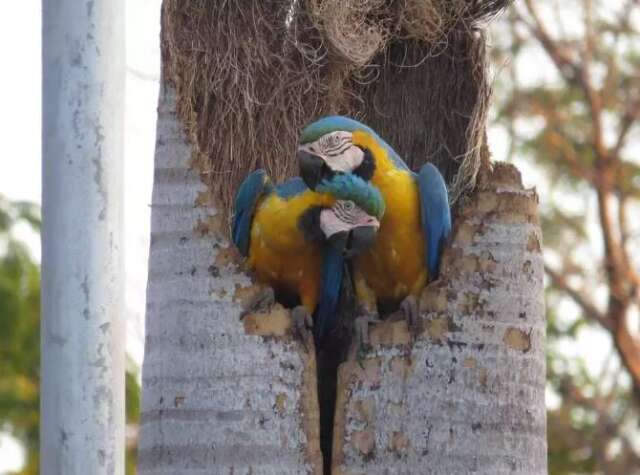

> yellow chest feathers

[
  {"left": 350, "top": 140, "right": 428, "bottom": 300},
  {"left": 247, "top": 191, "right": 334, "bottom": 309}
]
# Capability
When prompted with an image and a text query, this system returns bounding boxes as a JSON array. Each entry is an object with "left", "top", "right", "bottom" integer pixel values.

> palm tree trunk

[
  {"left": 140, "top": 1, "right": 546, "bottom": 473},
  {"left": 137, "top": 84, "right": 322, "bottom": 474},
  {"left": 332, "top": 164, "right": 547, "bottom": 474}
]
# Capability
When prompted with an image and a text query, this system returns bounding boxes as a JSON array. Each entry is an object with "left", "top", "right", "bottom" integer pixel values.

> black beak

[
  {"left": 328, "top": 231, "right": 349, "bottom": 255},
  {"left": 343, "top": 225, "right": 378, "bottom": 258},
  {"left": 328, "top": 226, "right": 378, "bottom": 258},
  {"left": 297, "top": 150, "right": 325, "bottom": 190}
]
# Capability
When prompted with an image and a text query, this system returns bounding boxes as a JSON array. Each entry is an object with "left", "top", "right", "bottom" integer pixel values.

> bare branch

[
  {"left": 544, "top": 263, "right": 611, "bottom": 330},
  {"left": 612, "top": 99, "right": 640, "bottom": 160},
  {"left": 619, "top": 194, "right": 630, "bottom": 250},
  {"left": 519, "top": 0, "right": 580, "bottom": 78},
  {"left": 583, "top": 0, "right": 595, "bottom": 67},
  {"left": 547, "top": 259, "right": 640, "bottom": 400},
  {"left": 611, "top": 306, "right": 640, "bottom": 400},
  {"left": 546, "top": 129, "right": 595, "bottom": 183},
  {"left": 521, "top": 0, "right": 609, "bottom": 162}
]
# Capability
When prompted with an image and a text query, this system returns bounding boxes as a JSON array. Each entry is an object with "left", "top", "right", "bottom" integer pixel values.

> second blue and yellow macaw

[
  {"left": 232, "top": 169, "right": 385, "bottom": 344},
  {"left": 297, "top": 116, "right": 452, "bottom": 329}
]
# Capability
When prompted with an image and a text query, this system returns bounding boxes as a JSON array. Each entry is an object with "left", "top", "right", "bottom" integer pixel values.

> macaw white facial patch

[
  {"left": 299, "top": 131, "right": 364, "bottom": 173},
  {"left": 319, "top": 208, "right": 349, "bottom": 238},
  {"left": 319, "top": 200, "right": 380, "bottom": 238}
]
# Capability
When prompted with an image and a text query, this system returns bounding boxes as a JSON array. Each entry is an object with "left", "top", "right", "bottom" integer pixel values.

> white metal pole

[{"left": 41, "top": 1, "right": 125, "bottom": 473}]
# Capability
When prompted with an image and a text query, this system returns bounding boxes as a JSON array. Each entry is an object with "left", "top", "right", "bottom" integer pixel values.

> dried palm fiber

[
  {"left": 161, "top": 0, "right": 512, "bottom": 215},
  {"left": 308, "top": 0, "right": 392, "bottom": 67},
  {"left": 316, "top": 0, "right": 507, "bottom": 203},
  {"left": 398, "top": 0, "right": 512, "bottom": 39},
  {"left": 309, "top": 0, "right": 510, "bottom": 63},
  {"left": 351, "top": 33, "right": 490, "bottom": 205},
  {"left": 162, "top": 0, "right": 343, "bottom": 216}
]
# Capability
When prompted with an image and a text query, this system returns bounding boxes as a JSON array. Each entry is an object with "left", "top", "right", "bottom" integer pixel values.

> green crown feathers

[{"left": 316, "top": 173, "right": 385, "bottom": 220}]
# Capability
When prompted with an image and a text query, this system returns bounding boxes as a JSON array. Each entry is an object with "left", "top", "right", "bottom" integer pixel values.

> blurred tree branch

[
  {"left": 513, "top": 0, "right": 640, "bottom": 399},
  {"left": 493, "top": 1, "right": 640, "bottom": 471},
  {"left": 545, "top": 264, "right": 610, "bottom": 329}
]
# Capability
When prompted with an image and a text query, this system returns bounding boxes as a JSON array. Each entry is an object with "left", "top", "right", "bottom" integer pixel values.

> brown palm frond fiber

[
  {"left": 351, "top": 33, "right": 490, "bottom": 204},
  {"left": 161, "top": 0, "right": 513, "bottom": 218}
]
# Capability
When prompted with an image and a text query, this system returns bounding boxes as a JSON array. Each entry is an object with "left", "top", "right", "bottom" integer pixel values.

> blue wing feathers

[
  {"left": 417, "top": 163, "right": 452, "bottom": 279},
  {"left": 314, "top": 244, "right": 344, "bottom": 342},
  {"left": 232, "top": 169, "right": 271, "bottom": 256}
]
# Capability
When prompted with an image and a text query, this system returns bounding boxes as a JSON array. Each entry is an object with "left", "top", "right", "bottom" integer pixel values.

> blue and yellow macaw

[
  {"left": 231, "top": 169, "right": 385, "bottom": 344},
  {"left": 296, "top": 116, "right": 451, "bottom": 330}
]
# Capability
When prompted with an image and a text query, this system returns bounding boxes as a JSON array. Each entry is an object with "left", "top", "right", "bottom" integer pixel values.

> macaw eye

[{"left": 343, "top": 201, "right": 355, "bottom": 212}]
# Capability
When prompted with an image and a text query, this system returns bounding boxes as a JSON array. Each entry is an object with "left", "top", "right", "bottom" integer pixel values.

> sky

[{"left": 0, "top": 0, "right": 635, "bottom": 472}]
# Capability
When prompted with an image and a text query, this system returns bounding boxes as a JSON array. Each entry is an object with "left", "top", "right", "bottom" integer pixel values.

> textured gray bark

[
  {"left": 140, "top": 53, "right": 546, "bottom": 475},
  {"left": 138, "top": 84, "right": 322, "bottom": 474},
  {"left": 332, "top": 165, "right": 547, "bottom": 474}
]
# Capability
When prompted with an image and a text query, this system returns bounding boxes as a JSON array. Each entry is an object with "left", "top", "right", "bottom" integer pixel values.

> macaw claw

[
  {"left": 400, "top": 295, "right": 419, "bottom": 336},
  {"left": 292, "top": 305, "right": 314, "bottom": 351},
  {"left": 239, "top": 287, "right": 275, "bottom": 320},
  {"left": 354, "top": 313, "right": 380, "bottom": 367}
]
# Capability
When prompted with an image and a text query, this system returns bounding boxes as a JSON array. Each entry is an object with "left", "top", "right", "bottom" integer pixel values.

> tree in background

[
  {"left": 0, "top": 194, "right": 140, "bottom": 474},
  {"left": 0, "top": 195, "right": 40, "bottom": 474},
  {"left": 490, "top": 1, "right": 640, "bottom": 472}
]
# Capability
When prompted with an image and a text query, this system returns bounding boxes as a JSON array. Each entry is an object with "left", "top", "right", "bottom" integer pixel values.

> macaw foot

[
  {"left": 291, "top": 305, "right": 314, "bottom": 351},
  {"left": 400, "top": 295, "right": 419, "bottom": 336},
  {"left": 239, "top": 287, "right": 275, "bottom": 320},
  {"left": 354, "top": 313, "right": 380, "bottom": 367}
]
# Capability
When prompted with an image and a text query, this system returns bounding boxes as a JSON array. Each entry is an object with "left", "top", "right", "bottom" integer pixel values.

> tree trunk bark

[
  {"left": 137, "top": 84, "right": 322, "bottom": 474},
  {"left": 332, "top": 164, "right": 547, "bottom": 474},
  {"left": 140, "top": 2, "right": 547, "bottom": 473},
  {"left": 139, "top": 85, "right": 547, "bottom": 474}
]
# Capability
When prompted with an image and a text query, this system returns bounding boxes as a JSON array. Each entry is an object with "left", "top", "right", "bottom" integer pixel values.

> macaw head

[
  {"left": 297, "top": 116, "right": 406, "bottom": 190},
  {"left": 312, "top": 173, "right": 385, "bottom": 258},
  {"left": 320, "top": 200, "right": 379, "bottom": 258}
]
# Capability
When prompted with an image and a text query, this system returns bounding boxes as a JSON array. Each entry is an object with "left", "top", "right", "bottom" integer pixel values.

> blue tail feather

[{"left": 314, "top": 244, "right": 344, "bottom": 343}]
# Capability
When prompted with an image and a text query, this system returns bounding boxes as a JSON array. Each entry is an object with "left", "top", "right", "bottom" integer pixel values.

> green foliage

[
  {"left": 0, "top": 196, "right": 41, "bottom": 474},
  {"left": 126, "top": 368, "right": 140, "bottom": 474},
  {"left": 0, "top": 195, "right": 141, "bottom": 474}
]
